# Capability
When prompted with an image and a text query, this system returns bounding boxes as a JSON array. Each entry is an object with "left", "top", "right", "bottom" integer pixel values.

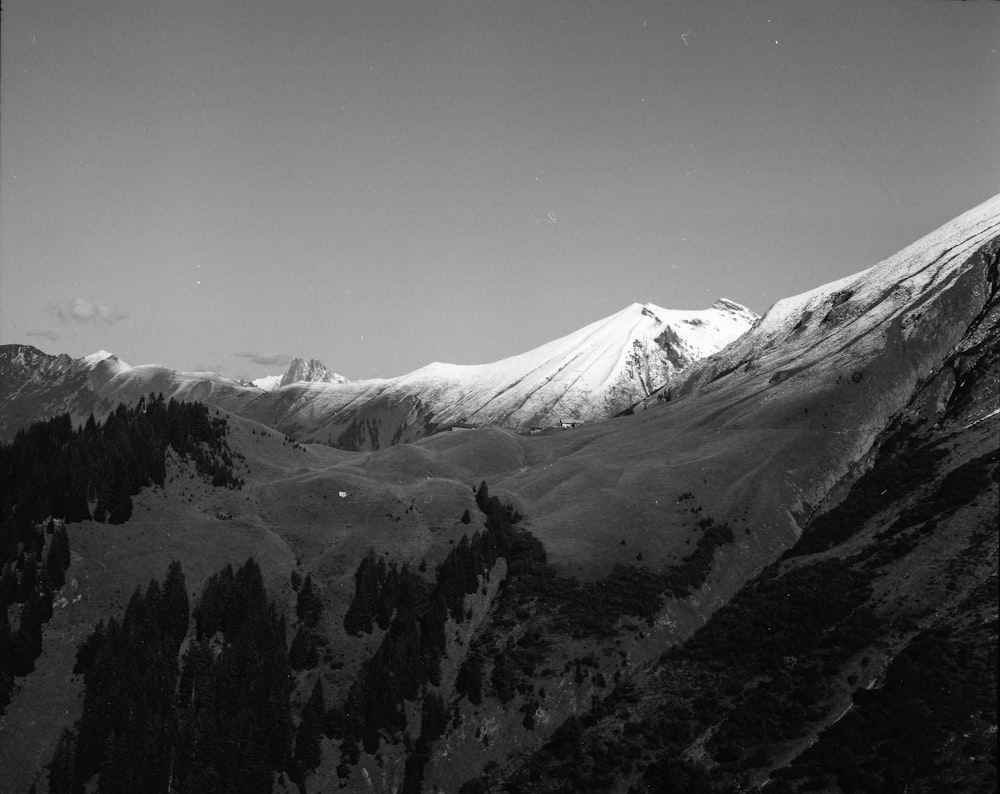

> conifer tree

[
  {"left": 16, "top": 555, "right": 37, "bottom": 604},
  {"left": 46, "top": 525, "right": 71, "bottom": 590},
  {"left": 47, "top": 728, "right": 76, "bottom": 794},
  {"left": 13, "top": 583, "right": 46, "bottom": 674},
  {"left": 161, "top": 560, "right": 189, "bottom": 648},
  {"left": 289, "top": 626, "right": 319, "bottom": 671},
  {"left": 0, "top": 610, "right": 13, "bottom": 711},
  {"left": 296, "top": 573, "right": 323, "bottom": 629},
  {"left": 343, "top": 550, "right": 381, "bottom": 635},
  {"left": 0, "top": 563, "right": 16, "bottom": 605},
  {"left": 294, "top": 678, "right": 325, "bottom": 774}
]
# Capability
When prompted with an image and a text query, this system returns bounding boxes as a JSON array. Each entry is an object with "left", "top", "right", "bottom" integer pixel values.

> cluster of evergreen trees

[
  {"left": 48, "top": 559, "right": 298, "bottom": 794},
  {"left": 289, "top": 573, "right": 324, "bottom": 671},
  {"left": 0, "top": 395, "right": 242, "bottom": 541},
  {"left": 1, "top": 397, "right": 243, "bottom": 715},
  {"left": 331, "top": 482, "right": 535, "bottom": 790},
  {"left": 0, "top": 519, "right": 71, "bottom": 711},
  {"left": 334, "top": 481, "right": 738, "bottom": 790}
]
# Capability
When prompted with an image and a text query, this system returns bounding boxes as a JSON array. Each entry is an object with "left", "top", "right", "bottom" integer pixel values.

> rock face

[
  {"left": 0, "top": 300, "right": 756, "bottom": 448},
  {"left": 0, "top": 346, "right": 114, "bottom": 439},
  {"left": 277, "top": 358, "right": 349, "bottom": 388}
]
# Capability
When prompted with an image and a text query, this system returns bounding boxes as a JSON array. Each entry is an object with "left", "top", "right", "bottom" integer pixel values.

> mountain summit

[
  {"left": 231, "top": 298, "right": 757, "bottom": 449},
  {"left": 0, "top": 199, "right": 997, "bottom": 794},
  {"left": 0, "top": 300, "right": 756, "bottom": 448},
  {"left": 278, "top": 357, "right": 348, "bottom": 388},
  {"left": 250, "top": 357, "right": 348, "bottom": 391}
]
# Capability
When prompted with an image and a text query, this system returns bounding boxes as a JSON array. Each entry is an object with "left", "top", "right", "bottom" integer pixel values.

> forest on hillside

[
  {"left": 48, "top": 558, "right": 303, "bottom": 794},
  {"left": 0, "top": 397, "right": 242, "bottom": 714}
]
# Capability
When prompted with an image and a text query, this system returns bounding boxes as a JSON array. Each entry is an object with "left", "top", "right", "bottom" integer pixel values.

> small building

[{"left": 447, "top": 423, "right": 477, "bottom": 433}]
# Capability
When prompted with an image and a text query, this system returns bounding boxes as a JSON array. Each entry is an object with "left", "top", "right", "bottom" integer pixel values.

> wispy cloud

[
  {"left": 48, "top": 297, "right": 129, "bottom": 325},
  {"left": 234, "top": 351, "right": 294, "bottom": 368},
  {"left": 25, "top": 329, "right": 61, "bottom": 342}
]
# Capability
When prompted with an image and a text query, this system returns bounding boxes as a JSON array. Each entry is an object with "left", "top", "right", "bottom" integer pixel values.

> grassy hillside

[{"left": 1, "top": 230, "right": 996, "bottom": 792}]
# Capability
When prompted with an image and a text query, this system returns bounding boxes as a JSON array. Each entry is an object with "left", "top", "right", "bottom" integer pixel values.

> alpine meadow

[{"left": 1, "top": 197, "right": 998, "bottom": 792}]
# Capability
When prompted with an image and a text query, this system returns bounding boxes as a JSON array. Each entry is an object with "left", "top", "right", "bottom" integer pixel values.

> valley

[{"left": 0, "top": 196, "right": 997, "bottom": 793}]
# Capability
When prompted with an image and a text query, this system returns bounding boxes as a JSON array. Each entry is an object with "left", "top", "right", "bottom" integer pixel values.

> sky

[{"left": 1, "top": 0, "right": 998, "bottom": 381}]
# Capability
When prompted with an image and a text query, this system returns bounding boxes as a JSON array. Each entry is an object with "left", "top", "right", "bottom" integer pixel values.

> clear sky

[{"left": 2, "top": 1, "right": 998, "bottom": 380}]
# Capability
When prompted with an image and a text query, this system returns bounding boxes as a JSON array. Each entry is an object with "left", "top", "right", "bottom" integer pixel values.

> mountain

[
  {"left": 0, "top": 299, "right": 756, "bottom": 450},
  {"left": 250, "top": 357, "right": 350, "bottom": 391},
  {"left": 249, "top": 374, "right": 282, "bottom": 390},
  {"left": 246, "top": 298, "right": 757, "bottom": 449},
  {"left": 277, "top": 357, "right": 349, "bottom": 388},
  {"left": 0, "top": 197, "right": 997, "bottom": 793},
  {"left": 0, "top": 347, "right": 129, "bottom": 442}
]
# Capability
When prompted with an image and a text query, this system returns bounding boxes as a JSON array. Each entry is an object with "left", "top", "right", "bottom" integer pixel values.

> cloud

[
  {"left": 234, "top": 351, "right": 294, "bottom": 368},
  {"left": 49, "top": 297, "right": 129, "bottom": 325},
  {"left": 25, "top": 329, "right": 61, "bottom": 342}
]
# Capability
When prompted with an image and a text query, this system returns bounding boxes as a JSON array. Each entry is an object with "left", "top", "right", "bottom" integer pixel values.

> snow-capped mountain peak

[
  {"left": 82, "top": 350, "right": 116, "bottom": 366},
  {"left": 248, "top": 358, "right": 349, "bottom": 391},
  {"left": 278, "top": 357, "right": 348, "bottom": 388},
  {"left": 250, "top": 374, "right": 283, "bottom": 391},
  {"left": 0, "top": 300, "right": 756, "bottom": 449}
]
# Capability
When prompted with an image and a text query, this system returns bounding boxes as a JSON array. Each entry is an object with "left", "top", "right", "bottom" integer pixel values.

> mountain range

[
  {"left": 0, "top": 195, "right": 997, "bottom": 794},
  {"left": 0, "top": 298, "right": 757, "bottom": 450},
  {"left": 250, "top": 358, "right": 350, "bottom": 392}
]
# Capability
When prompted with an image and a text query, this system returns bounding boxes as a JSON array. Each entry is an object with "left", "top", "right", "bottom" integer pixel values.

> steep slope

[
  {"left": 0, "top": 299, "right": 755, "bottom": 449},
  {"left": 250, "top": 374, "right": 283, "bottom": 391},
  {"left": 294, "top": 196, "right": 996, "bottom": 791},
  {"left": 495, "top": 245, "right": 1000, "bottom": 791},
  {"left": 278, "top": 357, "right": 349, "bottom": 388},
  {"left": 263, "top": 298, "right": 756, "bottom": 449},
  {"left": 0, "top": 347, "right": 128, "bottom": 437},
  {"left": 1, "top": 198, "right": 996, "bottom": 794},
  {"left": 388, "top": 298, "right": 755, "bottom": 426},
  {"left": 249, "top": 356, "right": 348, "bottom": 391}
]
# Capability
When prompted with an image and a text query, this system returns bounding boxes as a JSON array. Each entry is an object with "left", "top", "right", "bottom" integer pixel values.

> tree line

[
  {"left": 331, "top": 482, "right": 534, "bottom": 791},
  {"left": 47, "top": 558, "right": 310, "bottom": 794},
  {"left": 1, "top": 394, "right": 242, "bottom": 544},
  {"left": 0, "top": 397, "right": 243, "bottom": 715}
]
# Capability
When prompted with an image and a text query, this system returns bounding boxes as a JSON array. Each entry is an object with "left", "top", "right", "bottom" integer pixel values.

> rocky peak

[
  {"left": 278, "top": 357, "right": 348, "bottom": 388},
  {"left": 0, "top": 344, "right": 72, "bottom": 380}
]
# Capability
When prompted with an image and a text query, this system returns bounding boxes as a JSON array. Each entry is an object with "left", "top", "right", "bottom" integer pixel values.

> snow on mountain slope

[
  {"left": 0, "top": 300, "right": 753, "bottom": 447},
  {"left": 278, "top": 357, "right": 349, "bottom": 388},
  {"left": 677, "top": 194, "right": 1000, "bottom": 400},
  {"left": 253, "top": 299, "right": 757, "bottom": 448},
  {"left": 639, "top": 193, "right": 1000, "bottom": 533},
  {"left": 250, "top": 357, "right": 348, "bottom": 391},
  {"left": 476, "top": 195, "right": 1000, "bottom": 589},
  {"left": 392, "top": 298, "right": 756, "bottom": 425},
  {"left": 0, "top": 346, "right": 131, "bottom": 437},
  {"left": 251, "top": 374, "right": 283, "bottom": 391}
]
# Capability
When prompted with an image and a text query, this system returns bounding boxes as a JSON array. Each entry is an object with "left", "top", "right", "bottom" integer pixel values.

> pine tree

[
  {"left": 0, "top": 609, "right": 13, "bottom": 711},
  {"left": 343, "top": 551, "right": 381, "bottom": 635},
  {"left": 37, "top": 568, "right": 54, "bottom": 623},
  {"left": 16, "top": 555, "right": 37, "bottom": 604},
  {"left": 48, "top": 728, "right": 77, "bottom": 794},
  {"left": 46, "top": 525, "right": 71, "bottom": 590},
  {"left": 294, "top": 678, "right": 325, "bottom": 775},
  {"left": 0, "top": 563, "right": 16, "bottom": 605},
  {"left": 296, "top": 574, "right": 323, "bottom": 630},
  {"left": 289, "top": 626, "right": 318, "bottom": 671},
  {"left": 13, "top": 581, "right": 46, "bottom": 674},
  {"left": 161, "top": 560, "right": 189, "bottom": 648}
]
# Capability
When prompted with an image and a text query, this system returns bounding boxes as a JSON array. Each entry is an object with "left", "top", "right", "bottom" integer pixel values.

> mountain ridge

[
  {"left": 0, "top": 197, "right": 997, "bottom": 793},
  {"left": 0, "top": 298, "right": 757, "bottom": 449}
]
